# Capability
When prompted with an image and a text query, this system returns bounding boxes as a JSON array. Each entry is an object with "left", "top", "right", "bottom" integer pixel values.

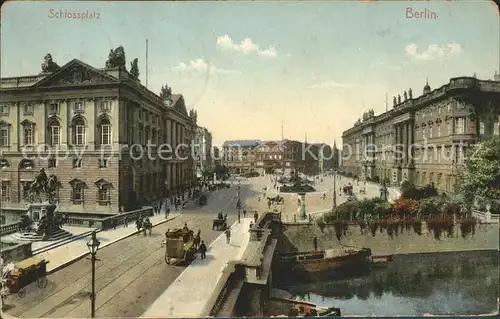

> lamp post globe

[{"left": 86, "top": 231, "right": 100, "bottom": 254}]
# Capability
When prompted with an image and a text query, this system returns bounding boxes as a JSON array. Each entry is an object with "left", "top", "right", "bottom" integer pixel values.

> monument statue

[
  {"left": 398, "top": 94, "right": 402, "bottom": 104},
  {"left": 404, "top": 90, "right": 408, "bottom": 101},
  {"left": 408, "top": 88, "right": 413, "bottom": 99},
  {"left": 130, "top": 58, "right": 140, "bottom": 81},
  {"left": 393, "top": 96, "right": 397, "bottom": 106},
  {"left": 41, "top": 53, "right": 60, "bottom": 73},
  {"left": 22, "top": 169, "right": 63, "bottom": 237},
  {"left": 25, "top": 168, "right": 59, "bottom": 204},
  {"left": 160, "top": 85, "right": 173, "bottom": 100},
  {"left": 105, "top": 46, "right": 126, "bottom": 69}
]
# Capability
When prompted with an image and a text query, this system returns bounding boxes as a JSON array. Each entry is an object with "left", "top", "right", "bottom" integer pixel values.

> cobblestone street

[{"left": 2, "top": 186, "right": 243, "bottom": 318}]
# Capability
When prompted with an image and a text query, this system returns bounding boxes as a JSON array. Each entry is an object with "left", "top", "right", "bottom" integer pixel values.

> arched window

[
  {"left": 72, "top": 117, "right": 86, "bottom": 146},
  {"left": 98, "top": 118, "right": 111, "bottom": 145},
  {"left": 48, "top": 118, "right": 60, "bottom": 146},
  {"left": 21, "top": 121, "right": 35, "bottom": 146}
]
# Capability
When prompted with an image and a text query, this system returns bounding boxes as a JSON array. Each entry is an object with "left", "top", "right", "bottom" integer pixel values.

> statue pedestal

[
  {"left": 297, "top": 192, "right": 307, "bottom": 220},
  {"left": 9, "top": 202, "right": 74, "bottom": 242}
]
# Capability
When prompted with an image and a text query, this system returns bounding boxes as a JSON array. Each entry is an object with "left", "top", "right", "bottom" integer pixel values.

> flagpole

[{"left": 146, "top": 39, "right": 149, "bottom": 88}]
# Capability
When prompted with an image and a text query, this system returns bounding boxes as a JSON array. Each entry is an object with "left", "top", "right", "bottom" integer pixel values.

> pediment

[
  {"left": 36, "top": 59, "right": 118, "bottom": 88},
  {"left": 95, "top": 178, "right": 113, "bottom": 187},
  {"left": 20, "top": 119, "right": 35, "bottom": 126},
  {"left": 69, "top": 178, "right": 86, "bottom": 186}
]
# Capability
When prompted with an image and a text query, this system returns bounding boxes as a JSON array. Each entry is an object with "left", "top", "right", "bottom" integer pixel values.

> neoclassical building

[
  {"left": 342, "top": 73, "right": 500, "bottom": 193},
  {"left": 222, "top": 140, "right": 261, "bottom": 174},
  {"left": 0, "top": 51, "right": 198, "bottom": 223},
  {"left": 193, "top": 125, "right": 213, "bottom": 176}
]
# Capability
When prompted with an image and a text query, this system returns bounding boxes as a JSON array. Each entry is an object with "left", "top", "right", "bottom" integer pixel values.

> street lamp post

[
  {"left": 86, "top": 231, "right": 100, "bottom": 318},
  {"left": 237, "top": 182, "right": 241, "bottom": 222},
  {"left": 333, "top": 171, "right": 337, "bottom": 209}
]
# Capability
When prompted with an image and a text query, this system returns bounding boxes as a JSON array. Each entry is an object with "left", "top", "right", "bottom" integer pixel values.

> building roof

[{"left": 222, "top": 140, "right": 262, "bottom": 148}]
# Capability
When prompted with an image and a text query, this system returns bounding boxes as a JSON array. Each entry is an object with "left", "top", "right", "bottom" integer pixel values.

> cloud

[
  {"left": 216, "top": 34, "right": 278, "bottom": 57},
  {"left": 307, "top": 81, "right": 354, "bottom": 89},
  {"left": 171, "top": 58, "right": 240, "bottom": 74},
  {"left": 404, "top": 42, "right": 462, "bottom": 60}
]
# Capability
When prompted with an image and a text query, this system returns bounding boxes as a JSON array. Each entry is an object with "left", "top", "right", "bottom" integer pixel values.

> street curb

[
  {"left": 45, "top": 213, "right": 182, "bottom": 275},
  {"left": 32, "top": 229, "right": 96, "bottom": 255}
]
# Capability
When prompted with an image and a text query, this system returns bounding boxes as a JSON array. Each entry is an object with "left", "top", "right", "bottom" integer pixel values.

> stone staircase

[{"left": 5, "top": 228, "right": 73, "bottom": 242}]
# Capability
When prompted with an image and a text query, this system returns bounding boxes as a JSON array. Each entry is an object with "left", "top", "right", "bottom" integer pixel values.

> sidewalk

[
  {"left": 142, "top": 218, "right": 252, "bottom": 318},
  {"left": 36, "top": 212, "right": 181, "bottom": 273}
]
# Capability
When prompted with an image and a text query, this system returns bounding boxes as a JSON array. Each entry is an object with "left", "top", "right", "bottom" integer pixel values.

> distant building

[
  {"left": 193, "top": 126, "right": 213, "bottom": 176},
  {"left": 254, "top": 140, "right": 319, "bottom": 175},
  {"left": 222, "top": 140, "right": 261, "bottom": 174},
  {"left": 313, "top": 142, "right": 339, "bottom": 173},
  {"left": 341, "top": 75, "right": 500, "bottom": 193}
]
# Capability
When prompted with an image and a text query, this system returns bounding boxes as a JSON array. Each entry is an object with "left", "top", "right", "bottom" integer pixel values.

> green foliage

[
  {"left": 401, "top": 183, "right": 439, "bottom": 200},
  {"left": 490, "top": 201, "right": 500, "bottom": 215},
  {"left": 356, "top": 198, "right": 378, "bottom": 220},
  {"left": 418, "top": 197, "right": 441, "bottom": 217},
  {"left": 373, "top": 201, "right": 391, "bottom": 219},
  {"left": 457, "top": 136, "right": 500, "bottom": 203}
]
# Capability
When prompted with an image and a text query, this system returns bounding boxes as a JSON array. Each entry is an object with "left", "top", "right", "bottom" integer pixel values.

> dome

[{"left": 423, "top": 79, "right": 431, "bottom": 94}]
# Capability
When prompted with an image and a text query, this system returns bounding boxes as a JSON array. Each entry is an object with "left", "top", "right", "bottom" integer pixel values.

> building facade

[
  {"left": 313, "top": 142, "right": 339, "bottom": 173},
  {"left": 341, "top": 75, "right": 500, "bottom": 193},
  {"left": 0, "top": 54, "right": 198, "bottom": 223},
  {"left": 254, "top": 140, "right": 319, "bottom": 175},
  {"left": 193, "top": 125, "right": 213, "bottom": 176},
  {"left": 222, "top": 140, "right": 261, "bottom": 174}
]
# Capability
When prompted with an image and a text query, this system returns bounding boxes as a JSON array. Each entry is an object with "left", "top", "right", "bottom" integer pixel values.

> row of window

[
  {"left": 1, "top": 181, "right": 111, "bottom": 205},
  {"left": 0, "top": 158, "right": 108, "bottom": 170},
  {"left": 0, "top": 117, "right": 111, "bottom": 147},
  {"left": 0, "top": 100, "right": 111, "bottom": 116}
]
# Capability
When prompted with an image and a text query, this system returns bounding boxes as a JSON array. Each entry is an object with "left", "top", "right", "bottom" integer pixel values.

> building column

[{"left": 408, "top": 122, "right": 414, "bottom": 166}]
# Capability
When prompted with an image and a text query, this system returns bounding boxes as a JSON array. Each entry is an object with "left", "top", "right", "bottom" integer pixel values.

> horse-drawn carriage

[
  {"left": 212, "top": 213, "right": 227, "bottom": 230},
  {"left": 162, "top": 226, "right": 200, "bottom": 265},
  {"left": 267, "top": 195, "right": 284, "bottom": 204},
  {"left": 342, "top": 185, "right": 353, "bottom": 195},
  {"left": 1, "top": 257, "right": 49, "bottom": 299}
]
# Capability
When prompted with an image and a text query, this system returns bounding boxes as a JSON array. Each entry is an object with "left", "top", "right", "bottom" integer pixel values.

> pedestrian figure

[
  {"left": 313, "top": 237, "right": 318, "bottom": 250},
  {"left": 294, "top": 214, "right": 297, "bottom": 222},
  {"left": 124, "top": 216, "right": 129, "bottom": 228},
  {"left": 243, "top": 209, "right": 247, "bottom": 218},
  {"left": 249, "top": 221, "right": 254, "bottom": 229},
  {"left": 225, "top": 227, "right": 231, "bottom": 244},
  {"left": 254, "top": 211, "right": 259, "bottom": 224},
  {"left": 113, "top": 218, "right": 117, "bottom": 230},
  {"left": 199, "top": 240, "right": 207, "bottom": 259},
  {"left": 238, "top": 211, "right": 241, "bottom": 223}
]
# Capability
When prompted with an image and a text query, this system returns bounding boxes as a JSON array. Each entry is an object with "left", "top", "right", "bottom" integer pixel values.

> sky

[{"left": 1, "top": 1, "right": 499, "bottom": 146}]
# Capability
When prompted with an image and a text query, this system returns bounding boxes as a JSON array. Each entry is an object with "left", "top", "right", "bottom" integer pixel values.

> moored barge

[{"left": 275, "top": 247, "right": 372, "bottom": 278}]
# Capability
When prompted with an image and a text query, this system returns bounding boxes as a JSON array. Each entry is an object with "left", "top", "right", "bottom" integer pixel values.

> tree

[{"left": 456, "top": 136, "right": 500, "bottom": 204}]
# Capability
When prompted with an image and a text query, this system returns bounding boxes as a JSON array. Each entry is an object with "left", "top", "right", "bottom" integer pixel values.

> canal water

[{"left": 281, "top": 250, "right": 499, "bottom": 316}]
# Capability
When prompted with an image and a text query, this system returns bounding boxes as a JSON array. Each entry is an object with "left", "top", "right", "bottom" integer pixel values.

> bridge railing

[
  {"left": 100, "top": 207, "right": 154, "bottom": 230},
  {"left": 205, "top": 262, "right": 244, "bottom": 316},
  {"left": 0, "top": 222, "right": 21, "bottom": 236}
]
